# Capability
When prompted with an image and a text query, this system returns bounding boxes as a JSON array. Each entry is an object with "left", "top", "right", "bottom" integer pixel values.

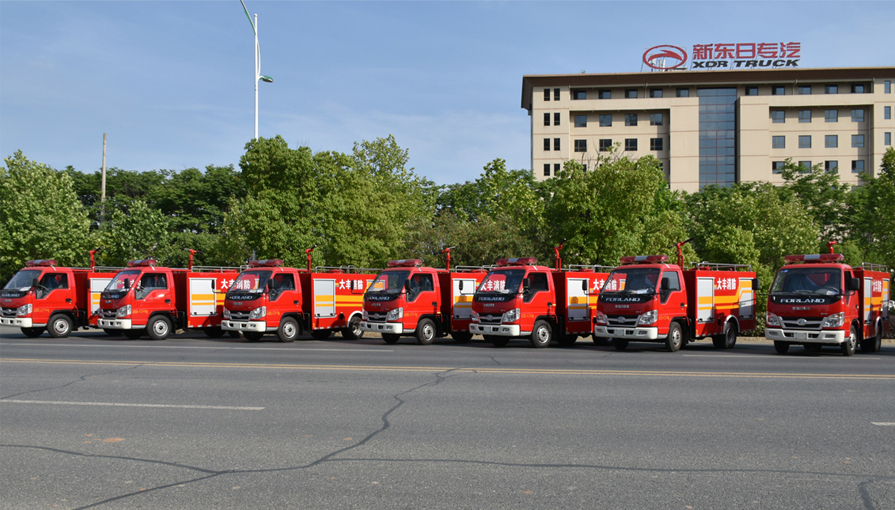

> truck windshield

[
  {"left": 231, "top": 271, "right": 271, "bottom": 293},
  {"left": 367, "top": 270, "right": 409, "bottom": 294},
  {"left": 106, "top": 270, "right": 141, "bottom": 291},
  {"left": 602, "top": 268, "right": 660, "bottom": 294},
  {"left": 3, "top": 269, "right": 41, "bottom": 291},
  {"left": 478, "top": 269, "right": 525, "bottom": 294},
  {"left": 771, "top": 268, "right": 841, "bottom": 295}
]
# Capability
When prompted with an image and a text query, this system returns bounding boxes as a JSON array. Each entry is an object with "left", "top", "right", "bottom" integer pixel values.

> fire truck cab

[{"left": 766, "top": 252, "right": 890, "bottom": 355}]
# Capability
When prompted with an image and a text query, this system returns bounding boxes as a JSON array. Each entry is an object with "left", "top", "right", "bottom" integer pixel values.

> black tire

[
  {"left": 46, "top": 314, "right": 73, "bottom": 338},
  {"left": 557, "top": 334, "right": 577, "bottom": 347},
  {"left": 22, "top": 327, "right": 45, "bottom": 338},
  {"left": 665, "top": 322, "right": 683, "bottom": 352},
  {"left": 613, "top": 338, "right": 629, "bottom": 350},
  {"left": 805, "top": 343, "right": 823, "bottom": 352},
  {"left": 773, "top": 341, "right": 790, "bottom": 354},
  {"left": 711, "top": 335, "right": 725, "bottom": 349},
  {"left": 382, "top": 333, "right": 400, "bottom": 344},
  {"left": 720, "top": 322, "right": 737, "bottom": 349},
  {"left": 228, "top": 330, "right": 241, "bottom": 338},
  {"left": 489, "top": 336, "right": 510, "bottom": 347},
  {"left": 841, "top": 325, "right": 857, "bottom": 356},
  {"left": 204, "top": 326, "right": 225, "bottom": 338},
  {"left": 147, "top": 316, "right": 172, "bottom": 340},
  {"left": 451, "top": 331, "right": 473, "bottom": 343},
  {"left": 416, "top": 318, "right": 436, "bottom": 345},
  {"left": 861, "top": 323, "right": 882, "bottom": 353},
  {"left": 592, "top": 336, "right": 611, "bottom": 346},
  {"left": 342, "top": 315, "right": 364, "bottom": 340},
  {"left": 277, "top": 317, "right": 299, "bottom": 342},
  {"left": 244, "top": 332, "right": 264, "bottom": 342},
  {"left": 123, "top": 329, "right": 144, "bottom": 340},
  {"left": 102, "top": 328, "right": 117, "bottom": 336},
  {"left": 530, "top": 320, "right": 553, "bottom": 348},
  {"left": 310, "top": 330, "right": 332, "bottom": 340}
]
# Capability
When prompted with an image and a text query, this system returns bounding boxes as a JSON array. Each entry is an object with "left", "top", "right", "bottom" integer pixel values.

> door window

[{"left": 407, "top": 274, "right": 434, "bottom": 302}]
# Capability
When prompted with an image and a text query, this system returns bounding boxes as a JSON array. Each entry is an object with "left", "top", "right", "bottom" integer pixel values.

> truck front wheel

[
  {"left": 841, "top": 325, "right": 857, "bottom": 356},
  {"left": 277, "top": 317, "right": 299, "bottom": 342},
  {"left": 22, "top": 327, "right": 44, "bottom": 338},
  {"left": 416, "top": 319, "right": 436, "bottom": 345},
  {"left": 451, "top": 331, "right": 472, "bottom": 343},
  {"left": 47, "top": 314, "right": 73, "bottom": 338},
  {"left": 665, "top": 322, "right": 683, "bottom": 352},
  {"left": 612, "top": 338, "right": 628, "bottom": 350},
  {"left": 774, "top": 341, "right": 790, "bottom": 354},
  {"left": 530, "top": 320, "right": 553, "bottom": 348},
  {"left": 147, "top": 316, "right": 172, "bottom": 340}
]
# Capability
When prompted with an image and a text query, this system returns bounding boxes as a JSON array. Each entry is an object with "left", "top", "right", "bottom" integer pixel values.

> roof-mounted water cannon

[
  {"left": 127, "top": 259, "right": 157, "bottom": 268},
  {"left": 675, "top": 238, "right": 694, "bottom": 267},
  {"left": 554, "top": 238, "right": 567, "bottom": 271},
  {"left": 441, "top": 246, "right": 457, "bottom": 271},
  {"left": 496, "top": 257, "right": 538, "bottom": 267},
  {"left": 827, "top": 240, "right": 838, "bottom": 254},
  {"left": 26, "top": 260, "right": 57, "bottom": 268},
  {"left": 305, "top": 245, "right": 317, "bottom": 272},
  {"left": 248, "top": 259, "right": 284, "bottom": 268},
  {"left": 88, "top": 250, "right": 99, "bottom": 271},
  {"left": 620, "top": 255, "right": 669, "bottom": 265},
  {"left": 186, "top": 249, "right": 198, "bottom": 270},
  {"left": 387, "top": 259, "right": 423, "bottom": 268}
]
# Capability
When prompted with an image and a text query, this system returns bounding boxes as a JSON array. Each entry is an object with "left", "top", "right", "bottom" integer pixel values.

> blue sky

[{"left": 1, "top": 1, "right": 893, "bottom": 185}]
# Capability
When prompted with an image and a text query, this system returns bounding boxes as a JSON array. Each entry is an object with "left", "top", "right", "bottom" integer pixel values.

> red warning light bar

[
  {"left": 127, "top": 259, "right": 158, "bottom": 267},
  {"left": 496, "top": 257, "right": 538, "bottom": 267},
  {"left": 25, "top": 260, "right": 57, "bottom": 267},
  {"left": 248, "top": 259, "right": 284, "bottom": 268},
  {"left": 783, "top": 253, "right": 845, "bottom": 264},
  {"left": 387, "top": 259, "right": 423, "bottom": 267},
  {"left": 619, "top": 255, "right": 669, "bottom": 265}
]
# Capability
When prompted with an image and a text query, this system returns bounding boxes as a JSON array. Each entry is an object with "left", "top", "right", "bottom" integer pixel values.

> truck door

[
  {"left": 313, "top": 278, "right": 336, "bottom": 318},
  {"left": 90, "top": 276, "right": 112, "bottom": 318},
  {"left": 696, "top": 277, "right": 714, "bottom": 323},
  {"left": 407, "top": 273, "right": 438, "bottom": 314},
  {"left": 189, "top": 278, "right": 216, "bottom": 317},
  {"left": 37, "top": 273, "right": 68, "bottom": 301},
  {"left": 567, "top": 277, "right": 589, "bottom": 322},
  {"left": 452, "top": 278, "right": 476, "bottom": 321}
]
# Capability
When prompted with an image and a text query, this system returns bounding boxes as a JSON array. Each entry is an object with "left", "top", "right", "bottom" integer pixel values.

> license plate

[{"left": 795, "top": 332, "right": 808, "bottom": 340}]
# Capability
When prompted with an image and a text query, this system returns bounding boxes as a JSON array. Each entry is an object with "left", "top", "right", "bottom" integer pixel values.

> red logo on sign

[{"left": 643, "top": 45, "right": 688, "bottom": 70}]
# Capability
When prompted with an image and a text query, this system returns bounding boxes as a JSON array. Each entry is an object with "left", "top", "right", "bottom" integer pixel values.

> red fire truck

[
  {"left": 593, "top": 246, "right": 758, "bottom": 351},
  {"left": 765, "top": 248, "right": 890, "bottom": 355},
  {"left": 468, "top": 251, "right": 613, "bottom": 348},
  {"left": 360, "top": 255, "right": 488, "bottom": 345},
  {"left": 97, "top": 256, "right": 241, "bottom": 340},
  {"left": 1, "top": 254, "right": 121, "bottom": 338},
  {"left": 221, "top": 255, "right": 377, "bottom": 342}
]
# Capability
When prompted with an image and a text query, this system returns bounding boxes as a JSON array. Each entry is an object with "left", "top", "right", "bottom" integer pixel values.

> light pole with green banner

[{"left": 240, "top": 0, "right": 273, "bottom": 140}]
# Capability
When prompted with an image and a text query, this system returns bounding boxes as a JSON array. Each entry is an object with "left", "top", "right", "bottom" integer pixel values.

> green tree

[
  {"left": 844, "top": 147, "right": 895, "bottom": 268},
  {"left": 0, "top": 151, "right": 93, "bottom": 282},
  {"left": 776, "top": 159, "right": 850, "bottom": 243},
  {"left": 98, "top": 199, "right": 173, "bottom": 267}
]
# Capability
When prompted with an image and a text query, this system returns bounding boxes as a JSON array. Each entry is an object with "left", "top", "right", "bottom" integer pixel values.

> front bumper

[
  {"left": 1, "top": 318, "right": 35, "bottom": 328},
  {"left": 360, "top": 321, "right": 408, "bottom": 334},
  {"left": 469, "top": 324, "right": 522, "bottom": 336},
  {"left": 765, "top": 327, "right": 846, "bottom": 344},
  {"left": 97, "top": 318, "right": 134, "bottom": 330},
  {"left": 593, "top": 325, "right": 660, "bottom": 340},
  {"left": 221, "top": 320, "right": 268, "bottom": 333}
]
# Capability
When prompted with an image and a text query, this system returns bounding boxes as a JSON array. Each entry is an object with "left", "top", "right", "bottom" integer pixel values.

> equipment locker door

[
  {"left": 884, "top": 279, "right": 890, "bottom": 320},
  {"left": 314, "top": 279, "right": 336, "bottom": 318},
  {"left": 567, "top": 278, "right": 589, "bottom": 322},
  {"left": 864, "top": 277, "right": 873, "bottom": 325},
  {"left": 738, "top": 277, "right": 755, "bottom": 319},
  {"left": 189, "top": 278, "right": 216, "bottom": 317},
  {"left": 90, "top": 277, "right": 112, "bottom": 317},
  {"left": 697, "top": 277, "right": 714, "bottom": 323},
  {"left": 452, "top": 278, "right": 476, "bottom": 320}
]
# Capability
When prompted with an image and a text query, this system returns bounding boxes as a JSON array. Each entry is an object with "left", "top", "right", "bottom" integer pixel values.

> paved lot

[{"left": 2, "top": 325, "right": 894, "bottom": 509}]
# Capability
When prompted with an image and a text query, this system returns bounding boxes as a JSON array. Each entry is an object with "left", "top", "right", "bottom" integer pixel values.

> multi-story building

[{"left": 521, "top": 67, "right": 895, "bottom": 192}]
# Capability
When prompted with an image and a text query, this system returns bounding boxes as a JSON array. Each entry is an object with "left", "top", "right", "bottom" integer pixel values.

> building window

[
  {"left": 799, "top": 135, "right": 812, "bottom": 149},
  {"left": 772, "top": 136, "right": 785, "bottom": 149},
  {"left": 599, "top": 90, "right": 611, "bottom": 99},
  {"left": 554, "top": 138, "right": 560, "bottom": 151},
  {"left": 554, "top": 112, "right": 561, "bottom": 126},
  {"left": 825, "top": 109, "right": 838, "bottom": 123},
  {"left": 625, "top": 114, "right": 638, "bottom": 126},
  {"left": 650, "top": 88, "right": 663, "bottom": 98},
  {"left": 599, "top": 139, "right": 612, "bottom": 151},
  {"left": 554, "top": 88, "right": 560, "bottom": 100},
  {"left": 574, "top": 115, "right": 587, "bottom": 128},
  {"left": 799, "top": 161, "right": 812, "bottom": 171},
  {"left": 885, "top": 106, "right": 892, "bottom": 120},
  {"left": 625, "top": 138, "right": 638, "bottom": 151},
  {"left": 799, "top": 110, "right": 812, "bottom": 123},
  {"left": 772, "top": 110, "right": 785, "bottom": 123},
  {"left": 676, "top": 88, "right": 690, "bottom": 97},
  {"left": 574, "top": 139, "right": 587, "bottom": 152},
  {"left": 573, "top": 90, "right": 586, "bottom": 100},
  {"left": 886, "top": 80, "right": 892, "bottom": 94},
  {"left": 825, "top": 84, "right": 838, "bottom": 94},
  {"left": 650, "top": 138, "right": 663, "bottom": 151},
  {"left": 825, "top": 161, "right": 838, "bottom": 173},
  {"left": 650, "top": 113, "right": 664, "bottom": 126},
  {"left": 798, "top": 85, "right": 812, "bottom": 95},
  {"left": 852, "top": 134, "right": 865, "bottom": 148},
  {"left": 625, "top": 89, "right": 638, "bottom": 99},
  {"left": 772, "top": 86, "right": 785, "bottom": 95},
  {"left": 852, "top": 109, "right": 865, "bottom": 122},
  {"left": 543, "top": 113, "right": 550, "bottom": 126},
  {"left": 852, "top": 160, "right": 865, "bottom": 173},
  {"left": 851, "top": 84, "right": 866, "bottom": 94},
  {"left": 599, "top": 114, "right": 612, "bottom": 127},
  {"left": 543, "top": 164, "right": 551, "bottom": 177},
  {"left": 772, "top": 161, "right": 785, "bottom": 174},
  {"left": 543, "top": 138, "right": 550, "bottom": 151},
  {"left": 886, "top": 132, "right": 892, "bottom": 146},
  {"left": 554, "top": 163, "right": 560, "bottom": 174},
  {"left": 544, "top": 89, "right": 550, "bottom": 101},
  {"left": 825, "top": 135, "right": 838, "bottom": 148},
  {"left": 745, "top": 86, "right": 759, "bottom": 96}
]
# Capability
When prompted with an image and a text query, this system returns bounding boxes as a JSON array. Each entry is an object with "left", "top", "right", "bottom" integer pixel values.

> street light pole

[{"left": 241, "top": 0, "right": 273, "bottom": 140}]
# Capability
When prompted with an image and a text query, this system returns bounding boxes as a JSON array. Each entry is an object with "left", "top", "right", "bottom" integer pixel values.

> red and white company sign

[{"left": 644, "top": 42, "right": 801, "bottom": 70}]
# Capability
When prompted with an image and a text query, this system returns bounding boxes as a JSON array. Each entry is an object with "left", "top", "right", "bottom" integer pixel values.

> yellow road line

[{"left": 2, "top": 358, "right": 894, "bottom": 380}]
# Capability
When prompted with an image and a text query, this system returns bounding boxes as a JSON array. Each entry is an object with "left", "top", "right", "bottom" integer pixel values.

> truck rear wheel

[
  {"left": 47, "top": 314, "right": 73, "bottom": 338},
  {"left": 665, "top": 322, "right": 683, "bottom": 352},
  {"left": 612, "top": 338, "right": 628, "bottom": 350},
  {"left": 277, "top": 317, "right": 299, "bottom": 342},
  {"left": 451, "top": 331, "right": 472, "bottom": 343},
  {"left": 720, "top": 322, "right": 737, "bottom": 349},
  {"left": 530, "top": 320, "right": 553, "bottom": 348},
  {"left": 841, "top": 325, "right": 857, "bottom": 356},
  {"left": 21, "top": 327, "right": 44, "bottom": 338},
  {"left": 382, "top": 333, "right": 400, "bottom": 344},
  {"left": 861, "top": 324, "right": 882, "bottom": 353},
  {"left": 342, "top": 315, "right": 364, "bottom": 340},
  {"left": 416, "top": 319, "right": 436, "bottom": 345},
  {"left": 310, "top": 330, "right": 332, "bottom": 340},
  {"left": 773, "top": 341, "right": 790, "bottom": 354},
  {"left": 147, "top": 316, "right": 172, "bottom": 340}
]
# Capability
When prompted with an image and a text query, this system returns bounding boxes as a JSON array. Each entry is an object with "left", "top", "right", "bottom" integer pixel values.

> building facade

[{"left": 521, "top": 67, "right": 895, "bottom": 192}]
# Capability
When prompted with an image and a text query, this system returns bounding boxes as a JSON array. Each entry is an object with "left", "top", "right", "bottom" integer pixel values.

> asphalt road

[{"left": 2, "top": 325, "right": 894, "bottom": 510}]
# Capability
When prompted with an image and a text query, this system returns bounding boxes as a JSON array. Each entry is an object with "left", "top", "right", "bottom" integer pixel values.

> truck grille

[
  {"left": 606, "top": 315, "right": 640, "bottom": 327},
  {"left": 228, "top": 311, "right": 252, "bottom": 321},
  {"left": 780, "top": 316, "right": 823, "bottom": 330},
  {"left": 100, "top": 309, "right": 117, "bottom": 319},
  {"left": 1, "top": 307, "right": 16, "bottom": 318},
  {"left": 477, "top": 314, "right": 502, "bottom": 325},
  {"left": 365, "top": 312, "right": 387, "bottom": 323}
]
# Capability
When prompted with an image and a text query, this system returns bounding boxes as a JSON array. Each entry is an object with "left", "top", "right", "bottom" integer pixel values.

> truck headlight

[
  {"left": 116, "top": 305, "right": 131, "bottom": 318},
  {"left": 362, "top": 310, "right": 368, "bottom": 321},
  {"left": 471, "top": 311, "right": 480, "bottom": 323},
  {"left": 249, "top": 306, "right": 266, "bottom": 319},
  {"left": 766, "top": 312, "right": 782, "bottom": 327},
  {"left": 594, "top": 311, "right": 608, "bottom": 326},
  {"left": 637, "top": 310, "right": 658, "bottom": 325},
  {"left": 16, "top": 304, "right": 32, "bottom": 317},
  {"left": 501, "top": 308, "right": 521, "bottom": 323},
  {"left": 385, "top": 307, "right": 403, "bottom": 321},
  {"left": 223, "top": 307, "right": 231, "bottom": 319},
  {"left": 821, "top": 312, "right": 845, "bottom": 328}
]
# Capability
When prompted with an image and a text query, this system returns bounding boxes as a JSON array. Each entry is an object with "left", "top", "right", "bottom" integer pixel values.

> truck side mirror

[
  {"left": 661, "top": 279, "right": 670, "bottom": 291},
  {"left": 404, "top": 280, "right": 411, "bottom": 293},
  {"left": 582, "top": 280, "right": 588, "bottom": 292},
  {"left": 31, "top": 277, "right": 39, "bottom": 289},
  {"left": 848, "top": 277, "right": 860, "bottom": 292},
  {"left": 124, "top": 278, "right": 130, "bottom": 289},
  {"left": 458, "top": 281, "right": 464, "bottom": 291},
  {"left": 753, "top": 278, "right": 760, "bottom": 291},
  {"left": 522, "top": 278, "right": 530, "bottom": 291}
]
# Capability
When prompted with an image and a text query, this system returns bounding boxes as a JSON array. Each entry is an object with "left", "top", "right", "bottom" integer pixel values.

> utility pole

[{"left": 101, "top": 133, "right": 107, "bottom": 225}]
